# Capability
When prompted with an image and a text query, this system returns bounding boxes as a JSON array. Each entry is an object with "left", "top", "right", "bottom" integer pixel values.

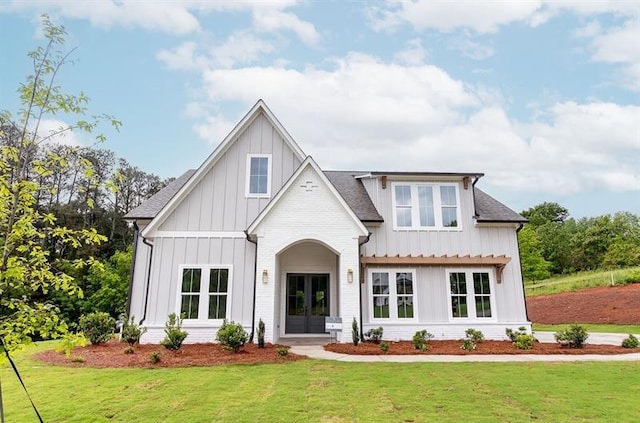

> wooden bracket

[
  {"left": 381, "top": 175, "right": 387, "bottom": 189},
  {"left": 495, "top": 263, "right": 506, "bottom": 283},
  {"left": 463, "top": 176, "right": 470, "bottom": 190}
]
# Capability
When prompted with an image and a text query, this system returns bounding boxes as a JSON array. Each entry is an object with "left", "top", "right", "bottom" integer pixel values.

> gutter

[
  {"left": 138, "top": 235, "right": 154, "bottom": 326},
  {"left": 515, "top": 223, "right": 531, "bottom": 323},
  {"left": 245, "top": 230, "right": 258, "bottom": 343},
  {"left": 125, "top": 221, "right": 140, "bottom": 317},
  {"left": 358, "top": 232, "right": 372, "bottom": 341}
]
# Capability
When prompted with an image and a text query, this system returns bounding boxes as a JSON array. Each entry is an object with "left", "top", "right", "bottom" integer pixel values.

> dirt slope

[{"left": 526, "top": 283, "right": 640, "bottom": 324}]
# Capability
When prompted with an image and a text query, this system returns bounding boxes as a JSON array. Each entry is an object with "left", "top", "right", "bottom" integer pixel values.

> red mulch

[
  {"left": 526, "top": 283, "right": 640, "bottom": 325},
  {"left": 325, "top": 340, "right": 637, "bottom": 355},
  {"left": 35, "top": 340, "right": 305, "bottom": 368}
]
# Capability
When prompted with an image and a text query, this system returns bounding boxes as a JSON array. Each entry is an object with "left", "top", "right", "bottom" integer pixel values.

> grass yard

[
  {"left": 525, "top": 266, "right": 640, "bottom": 297},
  {"left": 2, "top": 342, "right": 639, "bottom": 422},
  {"left": 533, "top": 323, "right": 640, "bottom": 335}
]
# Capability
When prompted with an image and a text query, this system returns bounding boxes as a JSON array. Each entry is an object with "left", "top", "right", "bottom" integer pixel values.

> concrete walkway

[{"left": 288, "top": 332, "right": 640, "bottom": 363}]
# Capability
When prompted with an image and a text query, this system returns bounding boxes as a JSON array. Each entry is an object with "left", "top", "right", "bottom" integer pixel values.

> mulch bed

[
  {"left": 35, "top": 340, "right": 305, "bottom": 368},
  {"left": 325, "top": 340, "right": 638, "bottom": 355},
  {"left": 526, "top": 283, "right": 640, "bottom": 324}
]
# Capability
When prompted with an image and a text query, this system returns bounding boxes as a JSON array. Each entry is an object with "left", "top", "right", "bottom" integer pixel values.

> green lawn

[
  {"left": 525, "top": 266, "right": 640, "bottom": 297},
  {"left": 533, "top": 323, "right": 640, "bottom": 335},
  {"left": 3, "top": 342, "right": 639, "bottom": 422}
]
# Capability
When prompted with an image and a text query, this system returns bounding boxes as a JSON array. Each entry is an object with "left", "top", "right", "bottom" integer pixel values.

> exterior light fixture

[
  {"left": 262, "top": 269, "right": 268, "bottom": 284},
  {"left": 347, "top": 269, "right": 354, "bottom": 283}
]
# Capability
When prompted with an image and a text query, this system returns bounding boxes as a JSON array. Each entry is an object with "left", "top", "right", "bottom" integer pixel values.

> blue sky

[{"left": 1, "top": 1, "right": 638, "bottom": 218}]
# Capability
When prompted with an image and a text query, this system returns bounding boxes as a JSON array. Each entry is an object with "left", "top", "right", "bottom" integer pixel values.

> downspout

[
  {"left": 245, "top": 230, "right": 258, "bottom": 343},
  {"left": 471, "top": 176, "right": 481, "bottom": 218},
  {"left": 358, "top": 232, "right": 372, "bottom": 341},
  {"left": 515, "top": 223, "right": 531, "bottom": 323},
  {"left": 125, "top": 221, "right": 140, "bottom": 317},
  {"left": 138, "top": 235, "right": 154, "bottom": 326}
]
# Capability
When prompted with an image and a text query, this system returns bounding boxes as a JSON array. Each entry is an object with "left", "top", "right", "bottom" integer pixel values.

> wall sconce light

[
  {"left": 347, "top": 269, "right": 353, "bottom": 283},
  {"left": 262, "top": 269, "right": 268, "bottom": 284}
]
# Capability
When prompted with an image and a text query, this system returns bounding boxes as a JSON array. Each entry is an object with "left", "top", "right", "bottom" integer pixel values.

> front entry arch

[{"left": 285, "top": 273, "right": 329, "bottom": 333}]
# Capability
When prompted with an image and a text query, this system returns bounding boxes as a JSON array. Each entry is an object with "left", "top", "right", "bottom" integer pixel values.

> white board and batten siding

[
  {"left": 359, "top": 177, "right": 530, "bottom": 339},
  {"left": 140, "top": 112, "right": 302, "bottom": 343}
]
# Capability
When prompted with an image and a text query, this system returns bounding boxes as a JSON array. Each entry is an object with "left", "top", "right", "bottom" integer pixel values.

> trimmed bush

[
  {"left": 513, "top": 334, "right": 535, "bottom": 350},
  {"left": 121, "top": 316, "right": 146, "bottom": 346},
  {"left": 216, "top": 320, "right": 248, "bottom": 352},
  {"left": 461, "top": 338, "right": 476, "bottom": 351},
  {"left": 160, "top": 313, "right": 188, "bottom": 350},
  {"left": 554, "top": 324, "right": 589, "bottom": 348},
  {"left": 276, "top": 347, "right": 288, "bottom": 357},
  {"left": 621, "top": 334, "right": 639, "bottom": 348},
  {"left": 79, "top": 312, "right": 115, "bottom": 345},
  {"left": 465, "top": 328, "right": 485, "bottom": 343},
  {"left": 149, "top": 351, "right": 161, "bottom": 364},
  {"left": 257, "top": 319, "right": 265, "bottom": 348},
  {"left": 506, "top": 326, "right": 529, "bottom": 342},
  {"left": 380, "top": 341, "right": 389, "bottom": 353},
  {"left": 412, "top": 329, "right": 434, "bottom": 351},
  {"left": 365, "top": 327, "right": 384, "bottom": 344},
  {"left": 352, "top": 318, "right": 360, "bottom": 346}
]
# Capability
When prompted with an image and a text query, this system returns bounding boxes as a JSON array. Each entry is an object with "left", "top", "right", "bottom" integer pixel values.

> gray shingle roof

[
  {"left": 474, "top": 188, "right": 527, "bottom": 223},
  {"left": 124, "top": 168, "right": 525, "bottom": 224},
  {"left": 124, "top": 169, "right": 196, "bottom": 219},
  {"left": 323, "top": 171, "right": 384, "bottom": 222}
]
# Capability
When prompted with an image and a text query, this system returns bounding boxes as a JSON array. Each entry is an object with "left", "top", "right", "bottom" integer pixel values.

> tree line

[{"left": 518, "top": 202, "right": 640, "bottom": 281}]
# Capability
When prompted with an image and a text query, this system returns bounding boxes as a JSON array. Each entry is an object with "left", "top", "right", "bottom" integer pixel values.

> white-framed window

[
  {"left": 369, "top": 268, "right": 417, "bottom": 321},
  {"left": 391, "top": 182, "right": 462, "bottom": 230},
  {"left": 245, "top": 154, "right": 272, "bottom": 197},
  {"left": 446, "top": 269, "right": 496, "bottom": 321},
  {"left": 178, "top": 265, "right": 231, "bottom": 321}
]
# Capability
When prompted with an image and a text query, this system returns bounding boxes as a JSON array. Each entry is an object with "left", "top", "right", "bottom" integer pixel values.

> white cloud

[
  {"left": 252, "top": 8, "right": 320, "bottom": 45},
  {"left": 212, "top": 31, "right": 276, "bottom": 68},
  {"left": 448, "top": 33, "right": 495, "bottom": 60},
  {"left": 186, "top": 56, "right": 638, "bottom": 195},
  {"left": 393, "top": 38, "right": 427, "bottom": 65},
  {"left": 369, "top": 0, "right": 542, "bottom": 34},
  {"left": 36, "top": 119, "right": 83, "bottom": 146},
  {"left": 156, "top": 42, "right": 207, "bottom": 71},
  {"left": 589, "top": 18, "right": 640, "bottom": 90}
]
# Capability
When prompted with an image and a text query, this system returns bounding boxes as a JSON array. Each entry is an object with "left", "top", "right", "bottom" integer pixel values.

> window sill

[{"left": 393, "top": 227, "right": 463, "bottom": 232}]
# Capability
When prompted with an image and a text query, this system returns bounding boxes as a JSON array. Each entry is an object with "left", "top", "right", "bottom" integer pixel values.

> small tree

[
  {"left": 352, "top": 318, "right": 360, "bottom": 346},
  {"left": 0, "top": 15, "right": 119, "bottom": 351},
  {"left": 257, "top": 318, "right": 265, "bottom": 348},
  {"left": 160, "top": 313, "right": 188, "bottom": 350},
  {"left": 121, "top": 315, "right": 146, "bottom": 346},
  {"left": 216, "top": 320, "right": 248, "bottom": 353},
  {"left": 79, "top": 312, "right": 114, "bottom": 345}
]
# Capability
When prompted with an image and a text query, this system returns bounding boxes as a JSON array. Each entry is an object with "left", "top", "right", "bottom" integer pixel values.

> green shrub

[
  {"left": 149, "top": 351, "right": 161, "bottom": 364},
  {"left": 71, "top": 355, "right": 85, "bottom": 363},
  {"left": 365, "top": 327, "right": 384, "bottom": 344},
  {"left": 621, "top": 334, "right": 639, "bottom": 348},
  {"left": 160, "top": 313, "right": 188, "bottom": 350},
  {"left": 352, "top": 318, "right": 360, "bottom": 346},
  {"left": 216, "top": 320, "right": 248, "bottom": 352},
  {"left": 554, "top": 324, "right": 589, "bottom": 348},
  {"left": 513, "top": 334, "right": 535, "bottom": 350},
  {"left": 461, "top": 338, "right": 476, "bottom": 351},
  {"left": 380, "top": 341, "right": 389, "bottom": 353},
  {"left": 465, "top": 328, "right": 485, "bottom": 343},
  {"left": 506, "top": 326, "right": 529, "bottom": 342},
  {"left": 79, "top": 312, "right": 115, "bottom": 345},
  {"left": 56, "top": 332, "right": 87, "bottom": 357},
  {"left": 121, "top": 316, "right": 146, "bottom": 346},
  {"left": 257, "top": 318, "right": 265, "bottom": 348},
  {"left": 412, "top": 329, "right": 434, "bottom": 351},
  {"left": 123, "top": 346, "right": 135, "bottom": 354},
  {"left": 276, "top": 347, "right": 288, "bottom": 357},
  {"left": 620, "top": 270, "right": 640, "bottom": 284}
]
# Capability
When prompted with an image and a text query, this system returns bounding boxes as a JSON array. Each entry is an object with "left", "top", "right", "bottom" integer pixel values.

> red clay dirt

[
  {"left": 35, "top": 341, "right": 304, "bottom": 368},
  {"left": 325, "top": 340, "right": 636, "bottom": 355},
  {"left": 526, "top": 283, "right": 640, "bottom": 325}
]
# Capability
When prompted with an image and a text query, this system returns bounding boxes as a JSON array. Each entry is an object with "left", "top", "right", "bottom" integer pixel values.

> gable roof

[
  {"left": 474, "top": 188, "right": 527, "bottom": 223},
  {"left": 324, "top": 171, "right": 383, "bottom": 222},
  {"left": 247, "top": 157, "right": 369, "bottom": 236},
  {"left": 124, "top": 169, "right": 196, "bottom": 220},
  {"left": 140, "top": 99, "right": 306, "bottom": 237}
]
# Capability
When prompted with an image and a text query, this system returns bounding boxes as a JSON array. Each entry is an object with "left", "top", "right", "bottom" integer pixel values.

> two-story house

[{"left": 125, "top": 100, "right": 530, "bottom": 344}]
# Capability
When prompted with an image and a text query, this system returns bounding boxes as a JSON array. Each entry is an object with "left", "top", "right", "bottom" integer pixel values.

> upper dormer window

[
  {"left": 246, "top": 154, "right": 271, "bottom": 197},
  {"left": 392, "top": 182, "right": 461, "bottom": 230}
]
